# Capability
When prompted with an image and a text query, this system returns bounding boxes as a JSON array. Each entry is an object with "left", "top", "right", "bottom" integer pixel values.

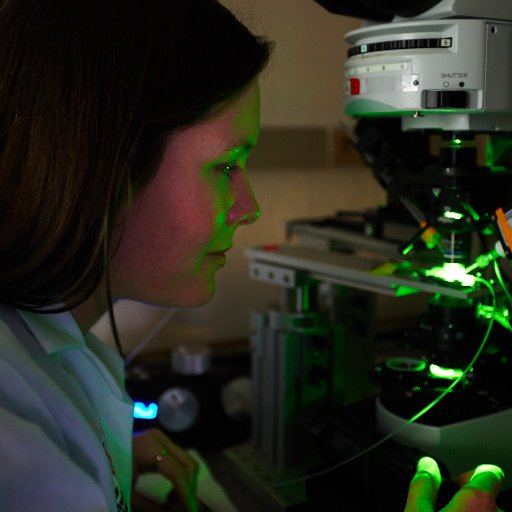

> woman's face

[{"left": 110, "top": 82, "right": 260, "bottom": 307}]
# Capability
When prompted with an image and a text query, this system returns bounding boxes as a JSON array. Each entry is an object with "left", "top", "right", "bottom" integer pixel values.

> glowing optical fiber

[
  {"left": 133, "top": 402, "right": 158, "bottom": 420},
  {"left": 425, "top": 263, "right": 476, "bottom": 287}
]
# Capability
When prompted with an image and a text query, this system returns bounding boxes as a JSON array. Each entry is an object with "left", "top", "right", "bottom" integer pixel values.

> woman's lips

[
  {"left": 207, "top": 247, "right": 231, "bottom": 266},
  {"left": 208, "top": 253, "right": 226, "bottom": 266}
]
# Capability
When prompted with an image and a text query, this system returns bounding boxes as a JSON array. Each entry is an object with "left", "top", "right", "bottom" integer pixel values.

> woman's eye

[{"left": 219, "top": 164, "right": 241, "bottom": 179}]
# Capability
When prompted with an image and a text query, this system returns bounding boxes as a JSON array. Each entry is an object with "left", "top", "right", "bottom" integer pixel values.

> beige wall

[
  {"left": 220, "top": 0, "right": 362, "bottom": 127},
  {"left": 92, "top": 0, "right": 389, "bottom": 355}
]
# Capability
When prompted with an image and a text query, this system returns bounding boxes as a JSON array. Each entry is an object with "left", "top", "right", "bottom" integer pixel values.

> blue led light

[{"left": 133, "top": 402, "right": 158, "bottom": 420}]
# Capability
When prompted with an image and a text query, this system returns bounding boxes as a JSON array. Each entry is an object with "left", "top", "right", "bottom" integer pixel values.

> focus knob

[{"left": 171, "top": 345, "right": 212, "bottom": 376}]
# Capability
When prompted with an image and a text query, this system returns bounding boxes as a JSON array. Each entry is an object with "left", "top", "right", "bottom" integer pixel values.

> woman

[
  {"left": 0, "top": 1, "right": 503, "bottom": 511},
  {"left": 0, "top": 0, "right": 272, "bottom": 510}
]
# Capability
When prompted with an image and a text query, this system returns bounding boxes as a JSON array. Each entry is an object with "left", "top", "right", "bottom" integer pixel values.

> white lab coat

[{"left": 0, "top": 304, "right": 134, "bottom": 511}]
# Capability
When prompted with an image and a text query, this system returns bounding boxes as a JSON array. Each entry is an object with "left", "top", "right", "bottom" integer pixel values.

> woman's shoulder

[
  {"left": 0, "top": 304, "right": 32, "bottom": 357},
  {"left": 0, "top": 304, "right": 71, "bottom": 412},
  {"left": 0, "top": 304, "right": 56, "bottom": 400},
  {"left": 0, "top": 304, "right": 60, "bottom": 371}
]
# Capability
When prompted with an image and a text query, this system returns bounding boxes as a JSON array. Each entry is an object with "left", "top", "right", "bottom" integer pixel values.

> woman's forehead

[{"left": 165, "top": 82, "right": 260, "bottom": 159}]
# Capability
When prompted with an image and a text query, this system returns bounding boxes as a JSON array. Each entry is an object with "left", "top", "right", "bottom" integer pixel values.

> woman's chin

[{"left": 155, "top": 283, "right": 216, "bottom": 309}]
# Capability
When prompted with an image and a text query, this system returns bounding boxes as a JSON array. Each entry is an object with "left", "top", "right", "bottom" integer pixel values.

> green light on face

[
  {"left": 443, "top": 210, "right": 464, "bottom": 220},
  {"left": 429, "top": 364, "right": 464, "bottom": 380},
  {"left": 425, "top": 263, "right": 476, "bottom": 287}
]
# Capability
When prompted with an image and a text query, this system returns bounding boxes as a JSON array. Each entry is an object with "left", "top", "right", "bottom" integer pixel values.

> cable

[
  {"left": 466, "top": 240, "right": 505, "bottom": 274},
  {"left": 493, "top": 259, "right": 512, "bottom": 308},
  {"left": 275, "top": 277, "right": 496, "bottom": 488},
  {"left": 124, "top": 308, "right": 177, "bottom": 367}
]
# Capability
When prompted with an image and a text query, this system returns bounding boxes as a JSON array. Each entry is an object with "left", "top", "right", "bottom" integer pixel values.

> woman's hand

[
  {"left": 405, "top": 457, "right": 504, "bottom": 512},
  {"left": 131, "top": 428, "right": 199, "bottom": 512}
]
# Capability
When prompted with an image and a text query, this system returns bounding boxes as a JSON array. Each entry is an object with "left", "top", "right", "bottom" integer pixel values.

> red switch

[{"left": 349, "top": 77, "right": 360, "bottom": 95}]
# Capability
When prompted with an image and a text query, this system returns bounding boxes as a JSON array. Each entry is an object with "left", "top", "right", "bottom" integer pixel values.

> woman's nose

[{"left": 227, "top": 175, "right": 260, "bottom": 225}]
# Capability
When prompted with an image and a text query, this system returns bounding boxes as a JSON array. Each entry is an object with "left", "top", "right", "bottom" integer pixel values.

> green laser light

[
  {"left": 443, "top": 210, "right": 464, "bottom": 220},
  {"left": 425, "top": 263, "right": 476, "bottom": 287},
  {"left": 429, "top": 364, "right": 464, "bottom": 380}
]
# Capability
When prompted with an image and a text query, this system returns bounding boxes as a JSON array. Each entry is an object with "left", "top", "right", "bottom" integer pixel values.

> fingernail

[
  {"left": 417, "top": 456, "right": 437, "bottom": 473},
  {"left": 416, "top": 456, "right": 442, "bottom": 487},
  {"left": 470, "top": 464, "right": 505, "bottom": 482}
]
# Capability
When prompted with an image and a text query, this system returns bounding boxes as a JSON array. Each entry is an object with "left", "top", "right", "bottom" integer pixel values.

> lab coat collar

[{"left": 17, "top": 307, "right": 86, "bottom": 355}]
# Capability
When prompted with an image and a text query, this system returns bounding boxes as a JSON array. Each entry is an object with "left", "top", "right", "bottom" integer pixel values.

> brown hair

[{"left": 0, "top": 0, "right": 272, "bottom": 352}]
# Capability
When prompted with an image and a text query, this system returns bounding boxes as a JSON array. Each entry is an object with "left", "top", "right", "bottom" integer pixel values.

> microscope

[{"left": 225, "top": 1, "right": 512, "bottom": 510}]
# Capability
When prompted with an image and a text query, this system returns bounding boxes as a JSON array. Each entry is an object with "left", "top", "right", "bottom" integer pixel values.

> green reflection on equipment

[
  {"left": 429, "top": 364, "right": 464, "bottom": 380},
  {"left": 443, "top": 210, "right": 464, "bottom": 220},
  {"left": 425, "top": 263, "right": 476, "bottom": 287},
  {"left": 402, "top": 242, "right": 414, "bottom": 255},
  {"left": 390, "top": 284, "right": 419, "bottom": 297},
  {"left": 477, "top": 304, "right": 512, "bottom": 332}
]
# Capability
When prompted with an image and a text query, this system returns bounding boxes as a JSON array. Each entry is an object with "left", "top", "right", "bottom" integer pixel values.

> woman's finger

[
  {"left": 153, "top": 430, "right": 199, "bottom": 487},
  {"left": 154, "top": 449, "right": 198, "bottom": 512},
  {"left": 132, "top": 429, "right": 199, "bottom": 511},
  {"left": 445, "top": 465, "right": 504, "bottom": 511},
  {"left": 132, "top": 489, "right": 166, "bottom": 512},
  {"left": 404, "top": 457, "right": 442, "bottom": 512}
]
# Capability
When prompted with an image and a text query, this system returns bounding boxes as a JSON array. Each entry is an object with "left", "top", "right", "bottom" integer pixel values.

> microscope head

[
  {"left": 314, "top": 0, "right": 512, "bottom": 385},
  {"left": 314, "top": 0, "right": 512, "bottom": 23},
  {"left": 324, "top": 0, "right": 512, "bottom": 131},
  {"left": 316, "top": 0, "right": 512, "bottom": 265}
]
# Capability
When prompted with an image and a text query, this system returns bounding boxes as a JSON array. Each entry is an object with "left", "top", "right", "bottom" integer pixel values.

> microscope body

[
  {"left": 338, "top": 1, "right": 512, "bottom": 491},
  {"left": 227, "top": 1, "right": 512, "bottom": 509}
]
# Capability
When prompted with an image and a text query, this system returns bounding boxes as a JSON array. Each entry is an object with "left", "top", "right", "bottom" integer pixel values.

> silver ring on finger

[{"left": 155, "top": 447, "right": 169, "bottom": 465}]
